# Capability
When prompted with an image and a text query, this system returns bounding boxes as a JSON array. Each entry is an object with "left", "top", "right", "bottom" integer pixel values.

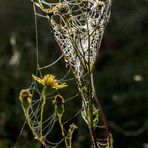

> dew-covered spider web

[
  {"left": 15, "top": 0, "right": 112, "bottom": 148},
  {"left": 43, "top": 0, "right": 111, "bottom": 81}
]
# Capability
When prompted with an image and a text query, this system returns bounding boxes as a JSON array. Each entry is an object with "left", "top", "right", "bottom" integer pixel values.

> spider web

[
  {"left": 42, "top": 0, "right": 111, "bottom": 80},
  {"left": 15, "top": 0, "right": 112, "bottom": 147},
  {"left": 14, "top": 6, "right": 83, "bottom": 148}
]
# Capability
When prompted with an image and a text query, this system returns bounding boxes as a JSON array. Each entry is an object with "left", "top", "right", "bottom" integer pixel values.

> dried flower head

[
  {"left": 91, "top": 20, "right": 101, "bottom": 28},
  {"left": 69, "top": 123, "right": 78, "bottom": 132},
  {"left": 94, "top": 1, "right": 105, "bottom": 9},
  {"left": 53, "top": 95, "right": 64, "bottom": 116},
  {"left": 52, "top": 95, "right": 64, "bottom": 105},
  {"left": 19, "top": 89, "right": 32, "bottom": 109},
  {"left": 56, "top": 2, "right": 70, "bottom": 14},
  {"left": 44, "top": 8, "right": 56, "bottom": 17},
  {"left": 19, "top": 89, "right": 32, "bottom": 103}
]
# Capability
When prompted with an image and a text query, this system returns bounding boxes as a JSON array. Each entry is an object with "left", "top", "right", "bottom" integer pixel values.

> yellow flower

[{"left": 32, "top": 74, "right": 67, "bottom": 89}]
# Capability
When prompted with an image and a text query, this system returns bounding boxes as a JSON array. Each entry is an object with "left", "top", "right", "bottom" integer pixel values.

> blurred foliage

[{"left": 0, "top": 0, "right": 148, "bottom": 148}]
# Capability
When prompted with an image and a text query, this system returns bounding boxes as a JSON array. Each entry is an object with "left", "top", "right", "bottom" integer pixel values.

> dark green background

[{"left": 0, "top": 0, "right": 148, "bottom": 147}]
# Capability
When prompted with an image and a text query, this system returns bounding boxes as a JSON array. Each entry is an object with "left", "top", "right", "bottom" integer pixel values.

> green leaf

[{"left": 92, "top": 107, "right": 99, "bottom": 128}]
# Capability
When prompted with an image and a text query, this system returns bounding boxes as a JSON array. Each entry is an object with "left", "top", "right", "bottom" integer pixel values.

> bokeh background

[{"left": 0, "top": 0, "right": 148, "bottom": 147}]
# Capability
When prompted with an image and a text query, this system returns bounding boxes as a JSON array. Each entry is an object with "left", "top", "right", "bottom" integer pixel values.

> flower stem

[
  {"left": 40, "top": 89, "right": 47, "bottom": 137},
  {"left": 88, "top": 94, "right": 98, "bottom": 148},
  {"left": 24, "top": 109, "right": 35, "bottom": 136},
  {"left": 58, "top": 116, "right": 69, "bottom": 148}
]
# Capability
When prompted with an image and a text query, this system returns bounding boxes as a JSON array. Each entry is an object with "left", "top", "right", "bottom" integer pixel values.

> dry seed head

[
  {"left": 19, "top": 89, "right": 32, "bottom": 104},
  {"left": 56, "top": 2, "right": 70, "bottom": 14},
  {"left": 53, "top": 95, "right": 64, "bottom": 105},
  {"left": 19, "top": 89, "right": 32, "bottom": 109},
  {"left": 44, "top": 8, "right": 57, "bottom": 17},
  {"left": 69, "top": 123, "right": 78, "bottom": 131},
  {"left": 91, "top": 20, "right": 101, "bottom": 28},
  {"left": 71, "top": 26, "right": 87, "bottom": 38},
  {"left": 94, "top": 1, "right": 105, "bottom": 9}
]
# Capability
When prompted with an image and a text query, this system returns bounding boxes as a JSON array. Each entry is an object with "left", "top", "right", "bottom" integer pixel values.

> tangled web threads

[
  {"left": 42, "top": 0, "right": 111, "bottom": 80},
  {"left": 18, "top": 0, "right": 112, "bottom": 148}
]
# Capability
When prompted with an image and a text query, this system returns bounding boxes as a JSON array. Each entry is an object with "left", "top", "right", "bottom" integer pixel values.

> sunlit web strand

[
  {"left": 44, "top": 138, "right": 64, "bottom": 148},
  {"left": 37, "top": 54, "right": 64, "bottom": 70},
  {"left": 42, "top": 115, "right": 57, "bottom": 133},
  {"left": 63, "top": 109, "right": 81, "bottom": 125}
]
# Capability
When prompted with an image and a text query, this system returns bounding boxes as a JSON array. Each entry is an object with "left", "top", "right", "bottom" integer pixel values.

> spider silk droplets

[
  {"left": 43, "top": 0, "right": 111, "bottom": 79},
  {"left": 26, "top": 0, "right": 112, "bottom": 147}
]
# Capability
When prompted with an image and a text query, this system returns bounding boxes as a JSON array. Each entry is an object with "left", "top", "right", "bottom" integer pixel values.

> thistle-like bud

[
  {"left": 53, "top": 95, "right": 64, "bottom": 117},
  {"left": 19, "top": 89, "right": 32, "bottom": 109}
]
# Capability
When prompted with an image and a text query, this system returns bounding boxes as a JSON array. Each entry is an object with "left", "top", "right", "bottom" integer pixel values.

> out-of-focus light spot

[
  {"left": 143, "top": 143, "right": 148, "bottom": 148},
  {"left": 112, "top": 94, "right": 119, "bottom": 101},
  {"left": 133, "top": 75, "right": 143, "bottom": 82},
  {"left": 9, "top": 33, "right": 21, "bottom": 66},
  {"left": 9, "top": 50, "right": 21, "bottom": 66}
]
